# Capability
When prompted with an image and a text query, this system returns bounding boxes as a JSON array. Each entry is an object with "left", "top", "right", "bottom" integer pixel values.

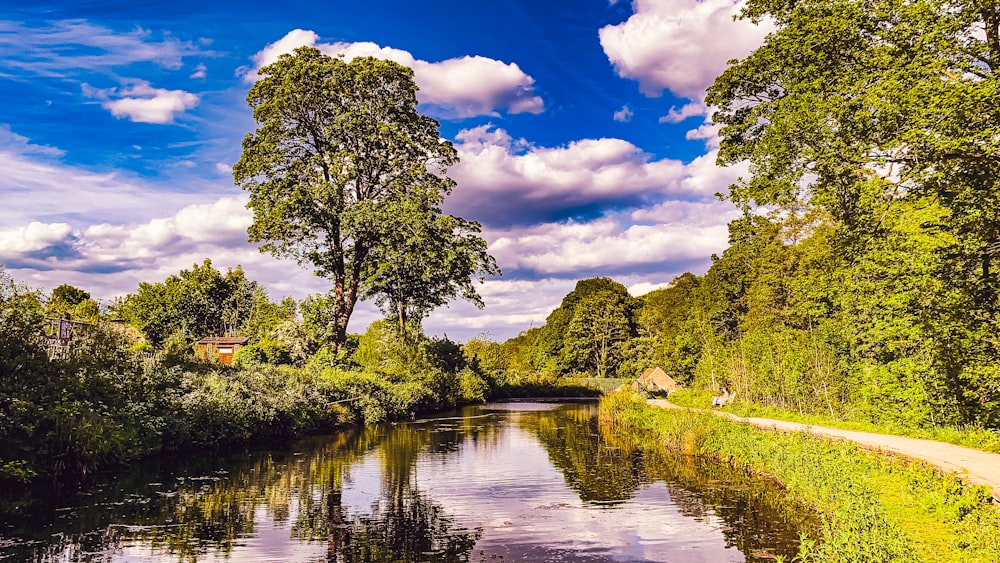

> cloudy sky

[{"left": 0, "top": 0, "right": 771, "bottom": 341}]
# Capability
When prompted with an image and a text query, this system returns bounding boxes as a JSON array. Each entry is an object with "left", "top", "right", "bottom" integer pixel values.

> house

[
  {"left": 632, "top": 367, "right": 680, "bottom": 394},
  {"left": 195, "top": 336, "right": 248, "bottom": 365}
]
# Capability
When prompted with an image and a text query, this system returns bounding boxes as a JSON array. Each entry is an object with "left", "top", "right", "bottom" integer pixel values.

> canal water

[{"left": 0, "top": 401, "right": 815, "bottom": 562}]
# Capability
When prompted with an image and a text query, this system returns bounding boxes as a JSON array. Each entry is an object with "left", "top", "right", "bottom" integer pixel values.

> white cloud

[
  {"left": 0, "top": 222, "right": 75, "bottom": 254},
  {"left": 599, "top": 0, "right": 773, "bottom": 100},
  {"left": 189, "top": 62, "right": 207, "bottom": 79},
  {"left": 0, "top": 129, "right": 225, "bottom": 228},
  {"left": 487, "top": 216, "right": 729, "bottom": 275},
  {"left": 659, "top": 101, "right": 707, "bottom": 123},
  {"left": 613, "top": 104, "right": 634, "bottom": 123},
  {"left": 0, "top": 20, "right": 205, "bottom": 76},
  {"left": 446, "top": 125, "right": 732, "bottom": 226},
  {"left": 246, "top": 30, "right": 543, "bottom": 118},
  {"left": 85, "top": 80, "right": 199, "bottom": 123}
]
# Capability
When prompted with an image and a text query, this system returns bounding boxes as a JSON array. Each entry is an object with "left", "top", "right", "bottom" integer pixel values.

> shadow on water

[{"left": 0, "top": 401, "right": 816, "bottom": 562}]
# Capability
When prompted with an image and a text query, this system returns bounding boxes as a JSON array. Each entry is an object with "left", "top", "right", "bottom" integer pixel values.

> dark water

[{"left": 0, "top": 401, "right": 815, "bottom": 562}]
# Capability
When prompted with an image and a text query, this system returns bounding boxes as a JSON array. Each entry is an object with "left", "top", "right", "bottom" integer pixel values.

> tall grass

[{"left": 601, "top": 391, "right": 1000, "bottom": 563}]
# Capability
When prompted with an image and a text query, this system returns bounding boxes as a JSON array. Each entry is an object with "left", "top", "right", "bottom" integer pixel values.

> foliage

[
  {"left": 116, "top": 259, "right": 281, "bottom": 349},
  {"left": 235, "top": 47, "right": 494, "bottom": 349}
]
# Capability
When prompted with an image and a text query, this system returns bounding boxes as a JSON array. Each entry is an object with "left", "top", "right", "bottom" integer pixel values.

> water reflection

[{"left": 0, "top": 402, "right": 815, "bottom": 562}]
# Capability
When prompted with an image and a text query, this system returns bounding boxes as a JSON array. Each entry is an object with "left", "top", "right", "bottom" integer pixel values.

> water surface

[{"left": 0, "top": 401, "right": 814, "bottom": 562}]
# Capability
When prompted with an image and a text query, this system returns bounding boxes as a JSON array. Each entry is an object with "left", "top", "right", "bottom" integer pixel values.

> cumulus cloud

[
  {"left": 0, "top": 222, "right": 75, "bottom": 254},
  {"left": 613, "top": 104, "right": 634, "bottom": 123},
  {"left": 446, "top": 125, "right": 734, "bottom": 227},
  {"left": 85, "top": 80, "right": 199, "bottom": 123},
  {"left": 599, "top": 0, "right": 773, "bottom": 100},
  {"left": 245, "top": 30, "right": 543, "bottom": 118},
  {"left": 189, "top": 63, "right": 207, "bottom": 79},
  {"left": 487, "top": 216, "right": 729, "bottom": 276},
  {"left": 659, "top": 101, "right": 707, "bottom": 123}
]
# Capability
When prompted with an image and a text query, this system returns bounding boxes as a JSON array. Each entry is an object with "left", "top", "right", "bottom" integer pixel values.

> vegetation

[
  {"left": 602, "top": 392, "right": 1000, "bottom": 563},
  {"left": 235, "top": 46, "right": 497, "bottom": 349}
]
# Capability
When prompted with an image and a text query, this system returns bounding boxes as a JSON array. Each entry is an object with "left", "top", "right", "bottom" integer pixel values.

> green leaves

[{"left": 236, "top": 47, "right": 495, "bottom": 347}]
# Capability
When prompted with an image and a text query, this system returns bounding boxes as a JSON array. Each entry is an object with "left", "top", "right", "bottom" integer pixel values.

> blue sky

[{"left": 0, "top": 0, "right": 772, "bottom": 341}]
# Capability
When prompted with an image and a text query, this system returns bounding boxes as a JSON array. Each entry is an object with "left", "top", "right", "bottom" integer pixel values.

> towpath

[{"left": 647, "top": 398, "right": 1000, "bottom": 501}]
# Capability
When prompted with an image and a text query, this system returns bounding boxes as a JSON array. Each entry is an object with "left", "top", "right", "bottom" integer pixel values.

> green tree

[
  {"left": 361, "top": 198, "right": 499, "bottom": 331},
  {"left": 235, "top": 47, "right": 491, "bottom": 350},
  {"left": 705, "top": 0, "right": 1000, "bottom": 424},
  {"left": 563, "top": 289, "right": 636, "bottom": 378},
  {"left": 118, "top": 259, "right": 274, "bottom": 349},
  {"left": 45, "top": 283, "right": 91, "bottom": 319}
]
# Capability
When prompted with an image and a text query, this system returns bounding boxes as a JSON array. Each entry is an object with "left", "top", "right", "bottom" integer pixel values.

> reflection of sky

[
  {"left": 110, "top": 406, "right": 748, "bottom": 562},
  {"left": 414, "top": 416, "right": 743, "bottom": 562}
]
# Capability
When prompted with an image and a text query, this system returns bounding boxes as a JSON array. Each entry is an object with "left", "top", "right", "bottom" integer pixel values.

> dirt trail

[{"left": 647, "top": 399, "right": 1000, "bottom": 500}]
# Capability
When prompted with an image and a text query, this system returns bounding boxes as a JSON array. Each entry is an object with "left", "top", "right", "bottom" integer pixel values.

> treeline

[
  {"left": 487, "top": 205, "right": 1000, "bottom": 430},
  {"left": 0, "top": 263, "right": 588, "bottom": 485}
]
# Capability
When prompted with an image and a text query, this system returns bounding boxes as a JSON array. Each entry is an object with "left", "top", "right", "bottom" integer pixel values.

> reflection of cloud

[
  {"left": 245, "top": 30, "right": 543, "bottom": 118},
  {"left": 599, "top": 0, "right": 773, "bottom": 100}
]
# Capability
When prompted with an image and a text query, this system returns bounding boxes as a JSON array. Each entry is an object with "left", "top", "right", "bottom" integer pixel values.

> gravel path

[{"left": 647, "top": 399, "right": 1000, "bottom": 501}]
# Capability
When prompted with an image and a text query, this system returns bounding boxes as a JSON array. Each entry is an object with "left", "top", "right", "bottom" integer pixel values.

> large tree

[
  {"left": 706, "top": 0, "right": 1000, "bottom": 422},
  {"left": 235, "top": 47, "right": 495, "bottom": 348}
]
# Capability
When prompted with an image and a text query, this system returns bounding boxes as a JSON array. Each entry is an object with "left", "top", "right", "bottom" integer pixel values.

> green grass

[
  {"left": 662, "top": 388, "right": 1000, "bottom": 454},
  {"left": 601, "top": 391, "right": 1000, "bottom": 563}
]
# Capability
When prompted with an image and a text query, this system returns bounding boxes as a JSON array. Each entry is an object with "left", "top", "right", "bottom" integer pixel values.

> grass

[
  {"left": 601, "top": 391, "right": 1000, "bottom": 563},
  {"left": 665, "top": 388, "right": 1000, "bottom": 454}
]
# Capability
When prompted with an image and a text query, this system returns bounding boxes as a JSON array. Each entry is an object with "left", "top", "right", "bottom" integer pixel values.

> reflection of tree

[
  {"left": 2, "top": 403, "right": 813, "bottom": 563},
  {"left": 527, "top": 403, "right": 818, "bottom": 563},
  {"left": 1, "top": 411, "right": 491, "bottom": 562},
  {"left": 527, "top": 403, "right": 647, "bottom": 504}
]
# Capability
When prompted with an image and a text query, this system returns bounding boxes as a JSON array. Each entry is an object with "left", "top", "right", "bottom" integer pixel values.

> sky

[{"left": 0, "top": 0, "right": 772, "bottom": 342}]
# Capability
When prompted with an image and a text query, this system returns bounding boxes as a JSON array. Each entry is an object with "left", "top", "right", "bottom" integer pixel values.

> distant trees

[
  {"left": 116, "top": 259, "right": 285, "bottom": 348},
  {"left": 235, "top": 47, "right": 496, "bottom": 350}
]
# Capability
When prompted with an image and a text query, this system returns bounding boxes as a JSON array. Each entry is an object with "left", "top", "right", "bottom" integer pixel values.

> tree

[
  {"left": 360, "top": 197, "right": 499, "bottom": 332},
  {"left": 45, "top": 283, "right": 91, "bottom": 318},
  {"left": 706, "top": 0, "right": 1000, "bottom": 423},
  {"left": 235, "top": 47, "right": 493, "bottom": 349},
  {"left": 118, "top": 259, "right": 273, "bottom": 348},
  {"left": 564, "top": 289, "right": 636, "bottom": 378}
]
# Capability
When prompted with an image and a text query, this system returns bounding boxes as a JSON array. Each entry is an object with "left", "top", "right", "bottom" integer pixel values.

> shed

[
  {"left": 196, "top": 336, "right": 248, "bottom": 365},
  {"left": 633, "top": 367, "right": 680, "bottom": 393}
]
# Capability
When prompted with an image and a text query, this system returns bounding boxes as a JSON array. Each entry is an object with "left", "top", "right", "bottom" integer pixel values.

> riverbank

[
  {"left": 602, "top": 391, "right": 1000, "bottom": 562},
  {"left": 649, "top": 398, "right": 1000, "bottom": 501}
]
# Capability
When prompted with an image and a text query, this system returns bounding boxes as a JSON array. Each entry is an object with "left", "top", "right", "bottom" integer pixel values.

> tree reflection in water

[{"left": 0, "top": 402, "right": 813, "bottom": 563}]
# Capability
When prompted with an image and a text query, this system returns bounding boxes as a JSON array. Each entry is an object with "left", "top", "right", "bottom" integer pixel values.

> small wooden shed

[
  {"left": 196, "top": 336, "right": 248, "bottom": 365},
  {"left": 633, "top": 367, "right": 680, "bottom": 394}
]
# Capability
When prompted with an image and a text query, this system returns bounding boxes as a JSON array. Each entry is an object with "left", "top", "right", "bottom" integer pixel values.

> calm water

[{"left": 0, "top": 401, "right": 815, "bottom": 562}]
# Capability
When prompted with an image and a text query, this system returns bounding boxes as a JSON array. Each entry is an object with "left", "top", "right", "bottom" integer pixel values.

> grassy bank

[
  {"left": 668, "top": 388, "right": 1000, "bottom": 454},
  {"left": 601, "top": 391, "right": 1000, "bottom": 563}
]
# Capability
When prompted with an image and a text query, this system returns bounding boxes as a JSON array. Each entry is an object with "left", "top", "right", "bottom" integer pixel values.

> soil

[{"left": 648, "top": 399, "right": 1000, "bottom": 501}]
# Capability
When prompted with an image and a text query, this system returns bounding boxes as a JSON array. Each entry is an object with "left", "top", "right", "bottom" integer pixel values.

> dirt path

[{"left": 647, "top": 399, "right": 1000, "bottom": 501}]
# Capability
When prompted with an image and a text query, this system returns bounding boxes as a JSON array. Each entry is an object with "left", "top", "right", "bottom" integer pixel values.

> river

[{"left": 0, "top": 400, "right": 815, "bottom": 562}]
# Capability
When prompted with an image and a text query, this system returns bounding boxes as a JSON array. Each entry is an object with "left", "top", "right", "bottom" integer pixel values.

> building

[
  {"left": 195, "top": 336, "right": 249, "bottom": 365},
  {"left": 632, "top": 367, "right": 680, "bottom": 394}
]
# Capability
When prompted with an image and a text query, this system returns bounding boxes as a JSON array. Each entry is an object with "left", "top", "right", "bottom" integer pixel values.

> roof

[
  {"left": 636, "top": 367, "right": 680, "bottom": 391},
  {"left": 195, "top": 336, "right": 248, "bottom": 345}
]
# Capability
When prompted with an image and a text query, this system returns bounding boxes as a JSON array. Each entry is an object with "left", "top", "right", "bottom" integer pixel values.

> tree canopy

[{"left": 235, "top": 47, "right": 496, "bottom": 347}]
